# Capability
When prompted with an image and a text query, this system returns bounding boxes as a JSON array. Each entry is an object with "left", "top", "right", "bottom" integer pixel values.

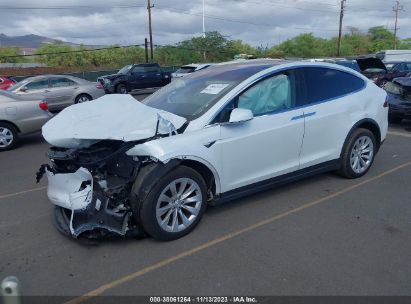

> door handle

[
  {"left": 44, "top": 90, "right": 50, "bottom": 93},
  {"left": 291, "top": 112, "right": 316, "bottom": 121}
]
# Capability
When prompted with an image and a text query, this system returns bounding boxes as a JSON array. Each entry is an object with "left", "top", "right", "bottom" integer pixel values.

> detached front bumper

[{"left": 45, "top": 167, "right": 130, "bottom": 238}]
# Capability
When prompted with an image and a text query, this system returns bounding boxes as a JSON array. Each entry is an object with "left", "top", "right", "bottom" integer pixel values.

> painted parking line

[
  {"left": 65, "top": 160, "right": 411, "bottom": 304},
  {"left": 0, "top": 186, "right": 46, "bottom": 201},
  {"left": 388, "top": 131, "right": 411, "bottom": 138}
]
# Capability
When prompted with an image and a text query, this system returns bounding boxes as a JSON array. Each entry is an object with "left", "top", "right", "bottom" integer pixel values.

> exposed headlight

[{"left": 103, "top": 78, "right": 111, "bottom": 84}]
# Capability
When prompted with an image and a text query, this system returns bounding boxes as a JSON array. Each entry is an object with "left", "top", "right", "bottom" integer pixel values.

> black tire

[
  {"left": 338, "top": 128, "right": 376, "bottom": 179},
  {"left": 75, "top": 94, "right": 92, "bottom": 104},
  {"left": 388, "top": 116, "right": 402, "bottom": 124},
  {"left": 0, "top": 122, "right": 19, "bottom": 151},
  {"left": 116, "top": 84, "right": 128, "bottom": 94},
  {"left": 138, "top": 166, "right": 207, "bottom": 241}
]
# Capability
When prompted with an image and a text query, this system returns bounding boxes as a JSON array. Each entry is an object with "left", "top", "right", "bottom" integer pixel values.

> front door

[{"left": 217, "top": 71, "right": 305, "bottom": 192}]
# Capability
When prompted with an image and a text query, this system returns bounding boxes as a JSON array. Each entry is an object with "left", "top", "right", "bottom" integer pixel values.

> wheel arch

[
  {"left": 0, "top": 120, "right": 21, "bottom": 133},
  {"left": 341, "top": 118, "right": 382, "bottom": 157}
]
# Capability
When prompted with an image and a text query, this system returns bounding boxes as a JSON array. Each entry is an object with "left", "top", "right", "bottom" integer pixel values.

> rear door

[
  {"left": 296, "top": 67, "right": 366, "bottom": 168},
  {"left": 129, "top": 65, "right": 146, "bottom": 90},
  {"left": 47, "top": 77, "right": 78, "bottom": 111},
  {"left": 144, "top": 65, "right": 163, "bottom": 87}
]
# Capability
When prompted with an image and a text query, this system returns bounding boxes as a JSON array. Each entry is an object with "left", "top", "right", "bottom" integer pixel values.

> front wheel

[
  {"left": 0, "top": 122, "right": 18, "bottom": 151},
  {"left": 75, "top": 94, "right": 92, "bottom": 104},
  {"left": 116, "top": 84, "right": 128, "bottom": 94},
  {"left": 139, "top": 166, "right": 207, "bottom": 241},
  {"left": 338, "top": 128, "right": 376, "bottom": 179}
]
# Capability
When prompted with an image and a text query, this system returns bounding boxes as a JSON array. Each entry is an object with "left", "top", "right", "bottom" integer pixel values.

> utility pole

[
  {"left": 147, "top": 0, "right": 154, "bottom": 61},
  {"left": 202, "top": 0, "right": 206, "bottom": 61},
  {"left": 393, "top": 1, "right": 403, "bottom": 50},
  {"left": 337, "top": 0, "right": 346, "bottom": 57},
  {"left": 144, "top": 38, "right": 149, "bottom": 63}
]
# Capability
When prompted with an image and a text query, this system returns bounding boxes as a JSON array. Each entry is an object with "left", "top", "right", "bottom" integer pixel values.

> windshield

[
  {"left": 7, "top": 79, "right": 29, "bottom": 91},
  {"left": 144, "top": 64, "right": 273, "bottom": 120},
  {"left": 118, "top": 65, "right": 132, "bottom": 74},
  {"left": 0, "top": 90, "right": 18, "bottom": 100}
]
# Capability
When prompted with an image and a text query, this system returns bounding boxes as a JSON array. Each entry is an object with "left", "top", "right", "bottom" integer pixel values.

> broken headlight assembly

[{"left": 37, "top": 140, "right": 145, "bottom": 240}]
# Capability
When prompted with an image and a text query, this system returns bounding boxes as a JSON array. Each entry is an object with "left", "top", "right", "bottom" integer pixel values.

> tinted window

[
  {"left": 144, "top": 66, "right": 160, "bottom": 73},
  {"left": 50, "top": 77, "right": 76, "bottom": 88},
  {"left": 131, "top": 66, "right": 145, "bottom": 74},
  {"left": 299, "top": 67, "right": 365, "bottom": 106},
  {"left": 25, "top": 79, "right": 49, "bottom": 90},
  {"left": 238, "top": 73, "right": 293, "bottom": 116}
]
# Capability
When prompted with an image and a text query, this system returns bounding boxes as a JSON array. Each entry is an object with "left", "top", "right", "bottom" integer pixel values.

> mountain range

[{"left": 0, "top": 33, "right": 98, "bottom": 48}]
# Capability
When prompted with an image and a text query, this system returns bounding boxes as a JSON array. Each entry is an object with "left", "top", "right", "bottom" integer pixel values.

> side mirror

[
  {"left": 228, "top": 108, "right": 253, "bottom": 124},
  {"left": 19, "top": 86, "right": 28, "bottom": 92}
]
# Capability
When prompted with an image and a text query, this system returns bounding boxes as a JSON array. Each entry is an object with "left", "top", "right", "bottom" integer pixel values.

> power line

[
  {"left": 0, "top": 45, "right": 144, "bottom": 58},
  {"left": 154, "top": 5, "right": 344, "bottom": 32}
]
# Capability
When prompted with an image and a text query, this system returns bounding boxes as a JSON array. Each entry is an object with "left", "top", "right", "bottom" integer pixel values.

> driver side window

[{"left": 237, "top": 73, "right": 293, "bottom": 116}]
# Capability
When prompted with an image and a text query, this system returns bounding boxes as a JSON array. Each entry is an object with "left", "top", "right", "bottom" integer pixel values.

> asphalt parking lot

[{"left": 1, "top": 113, "right": 411, "bottom": 300}]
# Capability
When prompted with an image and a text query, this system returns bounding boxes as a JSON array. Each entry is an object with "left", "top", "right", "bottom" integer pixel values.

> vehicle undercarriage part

[{"left": 37, "top": 140, "right": 151, "bottom": 239}]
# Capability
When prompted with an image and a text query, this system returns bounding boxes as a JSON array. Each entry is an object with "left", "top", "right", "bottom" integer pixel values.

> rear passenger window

[{"left": 298, "top": 67, "right": 365, "bottom": 106}]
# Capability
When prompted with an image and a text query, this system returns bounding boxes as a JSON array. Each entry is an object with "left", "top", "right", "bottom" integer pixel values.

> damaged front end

[{"left": 37, "top": 140, "right": 146, "bottom": 239}]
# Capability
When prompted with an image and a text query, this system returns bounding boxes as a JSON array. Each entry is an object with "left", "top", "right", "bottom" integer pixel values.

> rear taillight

[
  {"left": 96, "top": 83, "right": 104, "bottom": 89},
  {"left": 383, "top": 95, "right": 389, "bottom": 108},
  {"left": 39, "top": 101, "right": 49, "bottom": 111}
]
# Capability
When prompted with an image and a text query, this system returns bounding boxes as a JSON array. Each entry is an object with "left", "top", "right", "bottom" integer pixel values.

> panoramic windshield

[
  {"left": 144, "top": 64, "right": 272, "bottom": 120},
  {"left": 118, "top": 65, "right": 132, "bottom": 74}
]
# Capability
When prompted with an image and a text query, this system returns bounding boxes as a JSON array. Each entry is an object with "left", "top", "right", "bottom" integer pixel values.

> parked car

[
  {"left": 8, "top": 75, "right": 105, "bottom": 112},
  {"left": 310, "top": 57, "right": 388, "bottom": 81},
  {"left": 373, "top": 61, "right": 411, "bottom": 87},
  {"left": 375, "top": 49, "right": 411, "bottom": 62},
  {"left": 0, "top": 90, "right": 52, "bottom": 151},
  {"left": 171, "top": 64, "right": 211, "bottom": 78},
  {"left": 38, "top": 60, "right": 388, "bottom": 241},
  {"left": 98, "top": 63, "right": 172, "bottom": 94},
  {"left": 383, "top": 77, "right": 411, "bottom": 123},
  {"left": 0, "top": 76, "right": 16, "bottom": 90}
]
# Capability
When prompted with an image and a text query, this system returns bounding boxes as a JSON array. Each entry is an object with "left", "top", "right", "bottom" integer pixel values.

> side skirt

[{"left": 210, "top": 159, "right": 341, "bottom": 206}]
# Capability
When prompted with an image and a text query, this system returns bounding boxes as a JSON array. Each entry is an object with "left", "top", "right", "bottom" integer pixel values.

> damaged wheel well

[{"left": 180, "top": 159, "right": 216, "bottom": 200}]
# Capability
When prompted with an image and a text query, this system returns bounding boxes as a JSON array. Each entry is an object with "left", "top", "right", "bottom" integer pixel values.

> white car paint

[
  {"left": 43, "top": 61, "right": 388, "bottom": 233},
  {"left": 42, "top": 94, "right": 186, "bottom": 148}
]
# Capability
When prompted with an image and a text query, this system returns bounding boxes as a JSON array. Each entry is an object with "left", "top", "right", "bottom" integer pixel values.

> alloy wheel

[
  {"left": 350, "top": 135, "right": 374, "bottom": 174},
  {"left": 0, "top": 127, "right": 14, "bottom": 148},
  {"left": 155, "top": 178, "right": 203, "bottom": 233}
]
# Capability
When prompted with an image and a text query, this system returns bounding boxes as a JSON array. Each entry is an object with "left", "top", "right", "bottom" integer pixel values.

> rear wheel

[
  {"left": 338, "top": 128, "right": 376, "bottom": 179},
  {"left": 0, "top": 122, "right": 18, "bottom": 151},
  {"left": 138, "top": 166, "right": 207, "bottom": 241}
]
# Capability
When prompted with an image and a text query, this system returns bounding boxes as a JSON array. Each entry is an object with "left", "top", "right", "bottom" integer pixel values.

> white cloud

[{"left": 0, "top": 0, "right": 408, "bottom": 47}]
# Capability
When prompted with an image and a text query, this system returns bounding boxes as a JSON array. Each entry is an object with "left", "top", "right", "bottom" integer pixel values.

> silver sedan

[
  {"left": 8, "top": 75, "right": 105, "bottom": 112},
  {"left": 0, "top": 91, "right": 52, "bottom": 151}
]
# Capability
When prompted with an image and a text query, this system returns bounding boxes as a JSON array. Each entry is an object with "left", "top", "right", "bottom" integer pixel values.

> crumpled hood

[
  {"left": 42, "top": 94, "right": 186, "bottom": 148},
  {"left": 99, "top": 74, "right": 120, "bottom": 80}
]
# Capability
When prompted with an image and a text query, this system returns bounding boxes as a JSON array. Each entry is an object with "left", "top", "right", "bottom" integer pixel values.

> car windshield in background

[
  {"left": 175, "top": 67, "right": 196, "bottom": 74},
  {"left": 118, "top": 65, "right": 132, "bottom": 74},
  {"left": 144, "top": 64, "right": 273, "bottom": 120},
  {"left": 7, "top": 79, "right": 29, "bottom": 91}
]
